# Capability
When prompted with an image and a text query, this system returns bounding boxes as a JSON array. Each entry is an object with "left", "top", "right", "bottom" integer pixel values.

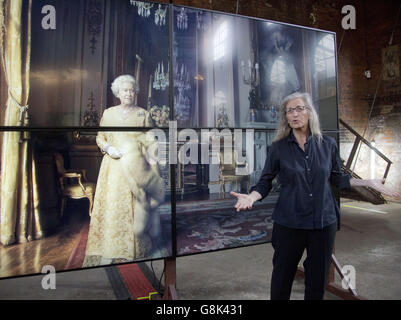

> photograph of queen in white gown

[{"left": 83, "top": 75, "right": 167, "bottom": 266}]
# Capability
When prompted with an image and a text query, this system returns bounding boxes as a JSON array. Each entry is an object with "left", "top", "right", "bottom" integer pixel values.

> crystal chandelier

[
  {"left": 174, "top": 90, "right": 191, "bottom": 120},
  {"left": 173, "top": 63, "right": 191, "bottom": 121},
  {"left": 155, "top": 4, "right": 167, "bottom": 26},
  {"left": 174, "top": 63, "right": 190, "bottom": 91},
  {"left": 153, "top": 62, "right": 169, "bottom": 91},
  {"left": 130, "top": 1, "right": 154, "bottom": 18},
  {"left": 177, "top": 7, "right": 188, "bottom": 30},
  {"left": 197, "top": 11, "right": 205, "bottom": 31}
]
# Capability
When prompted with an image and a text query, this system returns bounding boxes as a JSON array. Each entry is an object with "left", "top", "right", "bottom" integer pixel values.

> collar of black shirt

[{"left": 287, "top": 129, "right": 313, "bottom": 144}]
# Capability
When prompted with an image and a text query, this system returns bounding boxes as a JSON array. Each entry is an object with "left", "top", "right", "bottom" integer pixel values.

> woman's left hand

[{"left": 368, "top": 179, "right": 401, "bottom": 198}]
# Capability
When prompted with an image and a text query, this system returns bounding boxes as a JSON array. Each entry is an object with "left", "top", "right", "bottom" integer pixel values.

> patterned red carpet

[{"left": 175, "top": 203, "right": 274, "bottom": 255}]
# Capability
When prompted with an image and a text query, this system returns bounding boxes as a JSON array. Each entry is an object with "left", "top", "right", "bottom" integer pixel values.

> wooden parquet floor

[{"left": 0, "top": 213, "right": 88, "bottom": 280}]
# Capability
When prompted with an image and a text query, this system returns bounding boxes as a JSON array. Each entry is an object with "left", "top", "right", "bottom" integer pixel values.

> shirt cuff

[{"left": 249, "top": 185, "right": 267, "bottom": 201}]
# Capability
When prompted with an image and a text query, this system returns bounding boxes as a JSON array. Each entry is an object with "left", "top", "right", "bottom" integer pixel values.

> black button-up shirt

[{"left": 250, "top": 130, "right": 351, "bottom": 230}]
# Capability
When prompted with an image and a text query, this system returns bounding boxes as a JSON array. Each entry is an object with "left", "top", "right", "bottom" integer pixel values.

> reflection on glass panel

[
  {"left": 172, "top": 6, "right": 337, "bottom": 130},
  {"left": 0, "top": 129, "right": 172, "bottom": 279},
  {"left": 175, "top": 129, "right": 278, "bottom": 256}
]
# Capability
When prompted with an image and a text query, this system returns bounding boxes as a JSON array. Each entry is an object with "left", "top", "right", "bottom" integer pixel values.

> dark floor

[{"left": 0, "top": 199, "right": 400, "bottom": 300}]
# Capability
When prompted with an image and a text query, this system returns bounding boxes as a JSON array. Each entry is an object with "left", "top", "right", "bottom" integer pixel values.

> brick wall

[{"left": 162, "top": 0, "right": 401, "bottom": 196}]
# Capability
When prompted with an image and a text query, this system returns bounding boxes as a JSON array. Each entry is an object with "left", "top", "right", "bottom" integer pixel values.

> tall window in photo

[
  {"left": 314, "top": 34, "right": 336, "bottom": 98},
  {"left": 213, "top": 21, "right": 228, "bottom": 61},
  {"left": 313, "top": 33, "right": 337, "bottom": 130}
]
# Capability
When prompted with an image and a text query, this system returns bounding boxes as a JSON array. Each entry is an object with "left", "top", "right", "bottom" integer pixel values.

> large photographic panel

[
  {"left": 171, "top": 5, "right": 339, "bottom": 256},
  {"left": 172, "top": 6, "right": 338, "bottom": 130},
  {"left": 0, "top": 0, "right": 340, "bottom": 280},
  {"left": 0, "top": 0, "right": 174, "bottom": 280},
  {"left": 6, "top": 0, "right": 170, "bottom": 128},
  {"left": 0, "top": 129, "right": 173, "bottom": 279}
]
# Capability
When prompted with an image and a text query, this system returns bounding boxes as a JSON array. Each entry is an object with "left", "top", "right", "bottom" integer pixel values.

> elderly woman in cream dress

[{"left": 83, "top": 75, "right": 165, "bottom": 266}]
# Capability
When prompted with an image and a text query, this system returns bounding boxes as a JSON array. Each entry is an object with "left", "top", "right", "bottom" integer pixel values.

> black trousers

[{"left": 270, "top": 221, "right": 337, "bottom": 300}]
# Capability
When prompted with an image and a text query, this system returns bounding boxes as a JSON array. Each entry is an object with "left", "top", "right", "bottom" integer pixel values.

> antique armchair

[
  {"left": 54, "top": 153, "right": 96, "bottom": 218},
  {"left": 217, "top": 148, "right": 251, "bottom": 197}
]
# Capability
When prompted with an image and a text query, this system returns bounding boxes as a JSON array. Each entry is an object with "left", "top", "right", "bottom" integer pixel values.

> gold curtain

[{"left": 0, "top": 0, "right": 43, "bottom": 245}]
